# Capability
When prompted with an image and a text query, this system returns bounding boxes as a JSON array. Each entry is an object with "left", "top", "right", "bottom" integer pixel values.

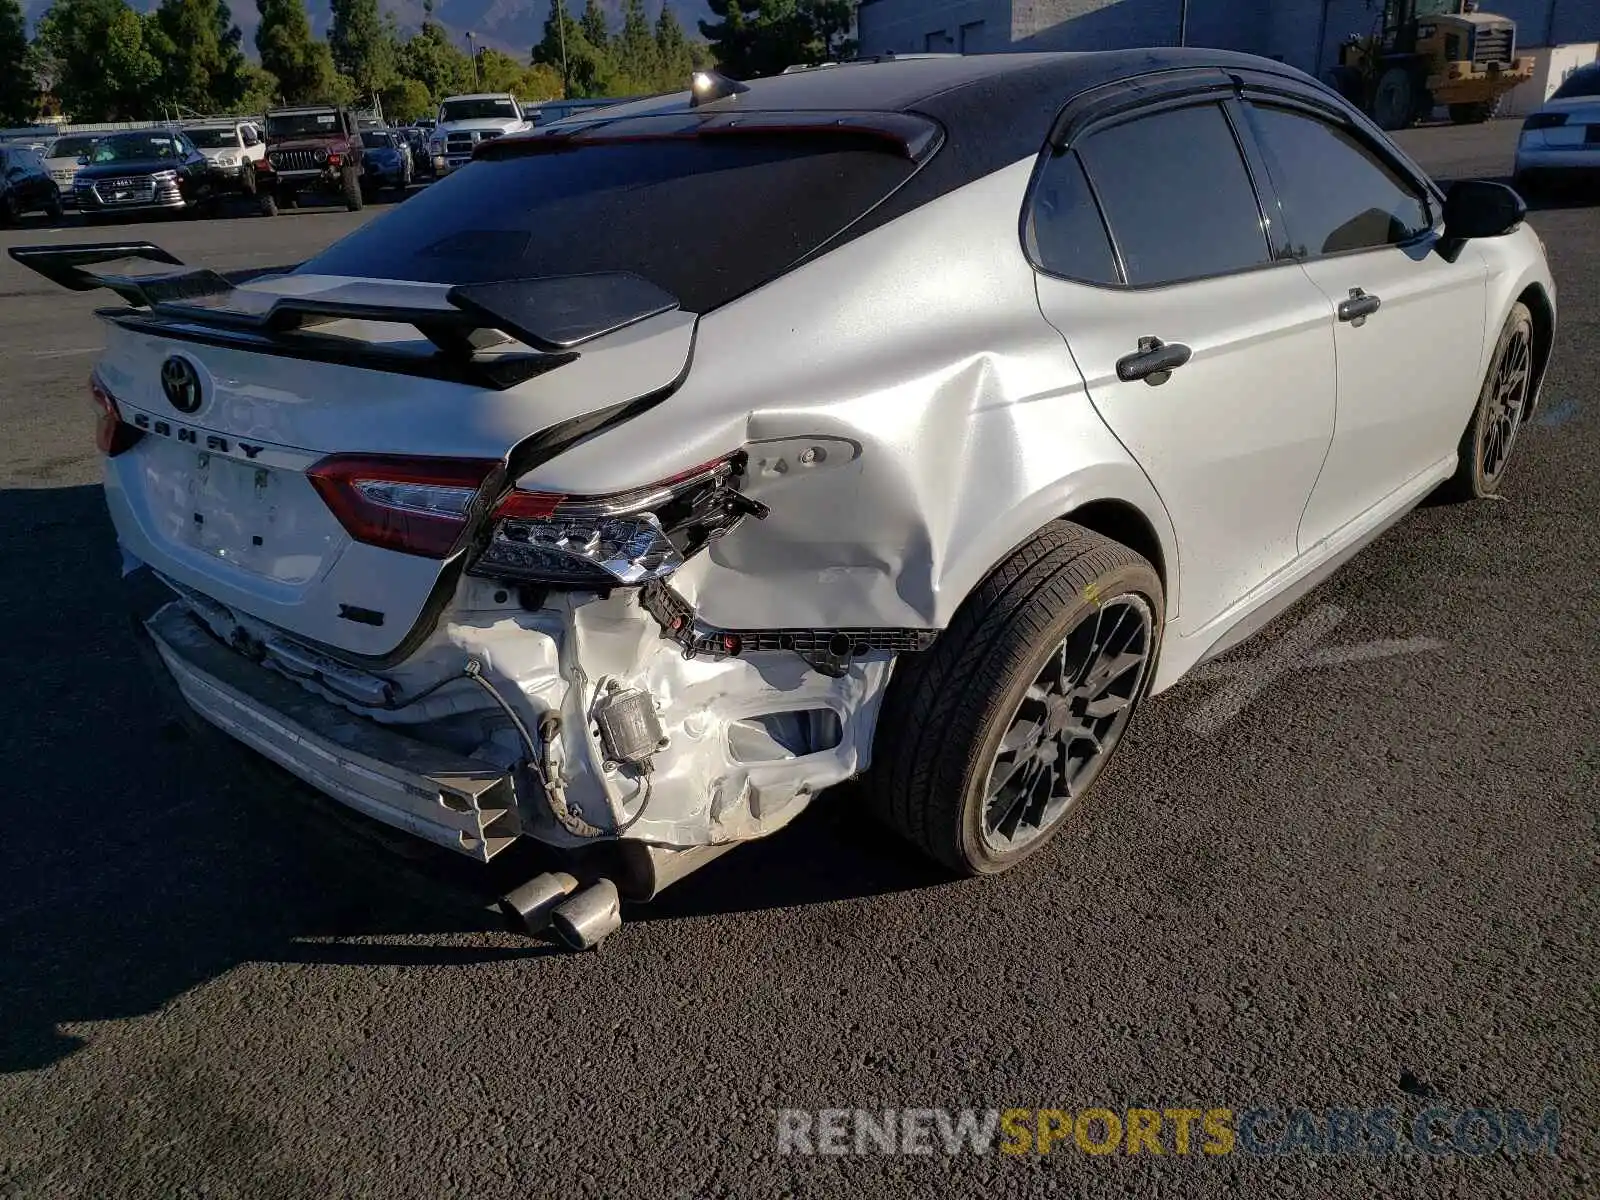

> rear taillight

[
  {"left": 471, "top": 454, "right": 765, "bottom": 588},
  {"left": 1522, "top": 112, "right": 1568, "bottom": 131},
  {"left": 307, "top": 454, "right": 501, "bottom": 558},
  {"left": 90, "top": 376, "right": 144, "bottom": 457}
]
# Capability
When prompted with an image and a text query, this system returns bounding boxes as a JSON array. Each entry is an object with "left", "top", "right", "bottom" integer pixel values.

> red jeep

[{"left": 258, "top": 105, "right": 368, "bottom": 215}]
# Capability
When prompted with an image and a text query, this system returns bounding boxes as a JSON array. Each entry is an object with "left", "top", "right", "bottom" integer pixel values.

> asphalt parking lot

[{"left": 0, "top": 120, "right": 1594, "bottom": 1198}]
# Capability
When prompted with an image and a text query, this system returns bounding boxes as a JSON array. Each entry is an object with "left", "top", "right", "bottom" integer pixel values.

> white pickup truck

[{"left": 426, "top": 93, "right": 534, "bottom": 175}]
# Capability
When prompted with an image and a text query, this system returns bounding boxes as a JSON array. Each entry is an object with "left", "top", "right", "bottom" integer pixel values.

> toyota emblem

[{"left": 160, "top": 356, "right": 202, "bottom": 414}]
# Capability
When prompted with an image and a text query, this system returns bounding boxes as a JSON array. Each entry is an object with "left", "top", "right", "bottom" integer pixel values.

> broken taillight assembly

[
  {"left": 90, "top": 375, "right": 144, "bottom": 457},
  {"left": 470, "top": 453, "right": 767, "bottom": 588},
  {"left": 307, "top": 454, "right": 502, "bottom": 558}
]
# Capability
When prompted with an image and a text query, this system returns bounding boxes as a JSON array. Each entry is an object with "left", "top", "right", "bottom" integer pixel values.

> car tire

[
  {"left": 342, "top": 167, "right": 363, "bottom": 211},
  {"left": 866, "top": 521, "right": 1163, "bottom": 876},
  {"left": 1438, "top": 301, "right": 1535, "bottom": 502},
  {"left": 1373, "top": 66, "right": 1418, "bottom": 131},
  {"left": 45, "top": 187, "right": 63, "bottom": 221},
  {"left": 240, "top": 163, "right": 257, "bottom": 196},
  {"left": 258, "top": 191, "right": 278, "bottom": 217},
  {"left": 0, "top": 191, "right": 18, "bottom": 225}
]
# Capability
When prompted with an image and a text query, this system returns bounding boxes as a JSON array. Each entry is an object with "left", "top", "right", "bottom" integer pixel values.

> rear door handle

[
  {"left": 1338, "top": 287, "right": 1382, "bottom": 325},
  {"left": 1116, "top": 336, "right": 1192, "bottom": 386}
]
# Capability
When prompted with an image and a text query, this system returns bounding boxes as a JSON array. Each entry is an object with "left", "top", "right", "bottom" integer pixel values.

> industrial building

[{"left": 856, "top": 0, "right": 1599, "bottom": 111}]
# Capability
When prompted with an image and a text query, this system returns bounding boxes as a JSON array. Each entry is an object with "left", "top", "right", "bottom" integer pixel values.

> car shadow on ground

[{"left": 0, "top": 483, "right": 945, "bottom": 1073}]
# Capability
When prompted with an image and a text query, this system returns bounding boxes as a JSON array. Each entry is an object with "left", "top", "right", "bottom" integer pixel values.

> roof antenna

[{"left": 690, "top": 69, "right": 750, "bottom": 106}]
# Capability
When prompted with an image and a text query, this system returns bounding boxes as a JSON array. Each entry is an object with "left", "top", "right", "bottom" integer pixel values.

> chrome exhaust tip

[
  {"left": 498, "top": 871, "right": 579, "bottom": 935},
  {"left": 549, "top": 878, "right": 623, "bottom": 951}
]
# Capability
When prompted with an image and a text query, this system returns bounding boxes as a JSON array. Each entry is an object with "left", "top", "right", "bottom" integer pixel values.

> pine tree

[
  {"left": 256, "top": 0, "right": 347, "bottom": 104},
  {"left": 653, "top": 4, "right": 695, "bottom": 86},
  {"left": 614, "top": 0, "right": 657, "bottom": 87},
  {"left": 329, "top": 0, "right": 395, "bottom": 101},
  {"left": 579, "top": 0, "right": 609, "bottom": 49},
  {"left": 0, "top": 0, "right": 35, "bottom": 126},
  {"left": 150, "top": 0, "right": 248, "bottom": 114}
]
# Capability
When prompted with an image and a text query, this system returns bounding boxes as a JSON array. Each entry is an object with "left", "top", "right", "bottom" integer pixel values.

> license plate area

[{"left": 139, "top": 440, "right": 341, "bottom": 585}]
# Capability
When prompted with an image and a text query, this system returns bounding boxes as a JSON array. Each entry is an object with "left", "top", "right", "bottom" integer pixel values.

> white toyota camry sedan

[{"left": 12, "top": 49, "right": 1555, "bottom": 948}]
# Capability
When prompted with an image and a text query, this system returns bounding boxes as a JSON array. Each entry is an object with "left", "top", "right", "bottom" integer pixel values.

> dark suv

[
  {"left": 0, "top": 145, "right": 63, "bottom": 223},
  {"left": 259, "top": 105, "right": 367, "bottom": 214}
]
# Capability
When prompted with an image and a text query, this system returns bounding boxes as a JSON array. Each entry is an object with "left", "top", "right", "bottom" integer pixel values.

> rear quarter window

[{"left": 302, "top": 136, "right": 920, "bottom": 313}]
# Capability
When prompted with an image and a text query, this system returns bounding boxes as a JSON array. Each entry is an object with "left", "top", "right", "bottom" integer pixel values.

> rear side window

[
  {"left": 1243, "top": 104, "right": 1431, "bottom": 257},
  {"left": 1076, "top": 103, "right": 1272, "bottom": 287},
  {"left": 303, "top": 137, "right": 919, "bottom": 313},
  {"left": 1024, "top": 150, "right": 1119, "bottom": 285}
]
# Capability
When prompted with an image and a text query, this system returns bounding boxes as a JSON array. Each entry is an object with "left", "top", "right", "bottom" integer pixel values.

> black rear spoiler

[{"left": 7, "top": 242, "right": 681, "bottom": 390}]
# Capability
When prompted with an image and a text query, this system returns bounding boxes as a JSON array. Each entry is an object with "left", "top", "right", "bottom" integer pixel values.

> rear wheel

[
  {"left": 1373, "top": 66, "right": 1418, "bottom": 131},
  {"left": 341, "top": 166, "right": 363, "bottom": 211},
  {"left": 0, "top": 190, "right": 18, "bottom": 225},
  {"left": 1448, "top": 99, "right": 1499, "bottom": 125},
  {"left": 45, "top": 187, "right": 63, "bottom": 221},
  {"left": 867, "top": 522, "right": 1162, "bottom": 875},
  {"left": 257, "top": 190, "right": 278, "bottom": 217},
  {"left": 239, "top": 163, "right": 257, "bottom": 196},
  {"left": 1439, "top": 302, "right": 1534, "bottom": 501}
]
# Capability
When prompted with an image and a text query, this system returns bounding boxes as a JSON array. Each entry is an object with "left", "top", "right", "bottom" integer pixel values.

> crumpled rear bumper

[
  {"left": 145, "top": 601, "right": 523, "bottom": 861},
  {"left": 131, "top": 569, "right": 896, "bottom": 866}
]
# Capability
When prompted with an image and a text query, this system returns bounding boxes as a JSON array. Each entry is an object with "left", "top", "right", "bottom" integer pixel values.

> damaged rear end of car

[{"left": 12, "top": 109, "right": 947, "bottom": 943}]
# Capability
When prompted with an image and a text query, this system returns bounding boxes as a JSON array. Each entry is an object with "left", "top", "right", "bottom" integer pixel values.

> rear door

[
  {"left": 1234, "top": 96, "right": 1488, "bottom": 550},
  {"left": 1031, "top": 100, "right": 1338, "bottom": 637}
]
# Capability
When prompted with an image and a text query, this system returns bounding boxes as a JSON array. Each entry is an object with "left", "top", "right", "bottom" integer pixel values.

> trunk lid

[{"left": 98, "top": 280, "right": 695, "bottom": 659}]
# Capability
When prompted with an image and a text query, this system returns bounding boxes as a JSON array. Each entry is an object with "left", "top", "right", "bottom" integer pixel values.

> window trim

[
  {"left": 1233, "top": 96, "right": 1440, "bottom": 267},
  {"left": 1023, "top": 95, "right": 1286, "bottom": 292}
]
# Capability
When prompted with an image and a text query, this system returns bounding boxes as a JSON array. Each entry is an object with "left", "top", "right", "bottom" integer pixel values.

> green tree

[
  {"left": 533, "top": 2, "right": 617, "bottom": 99},
  {"left": 379, "top": 75, "right": 432, "bottom": 121},
  {"left": 149, "top": 0, "right": 249, "bottom": 114},
  {"left": 233, "top": 62, "right": 279, "bottom": 113},
  {"left": 34, "top": 0, "right": 162, "bottom": 120},
  {"left": 399, "top": 23, "right": 473, "bottom": 104},
  {"left": 472, "top": 50, "right": 564, "bottom": 103},
  {"left": 700, "top": 0, "right": 853, "bottom": 78},
  {"left": 579, "top": 0, "right": 609, "bottom": 48},
  {"left": 613, "top": 0, "right": 657, "bottom": 89},
  {"left": 653, "top": 4, "right": 697, "bottom": 86},
  {"left": 0, "top": 0, "right": 35, "bottom": 126},
  {"left": 257, "top": 0, "right": 348, "bottom": 104},
  {"left": 329, "top": 0, "right": 395, "bottom": 101}
]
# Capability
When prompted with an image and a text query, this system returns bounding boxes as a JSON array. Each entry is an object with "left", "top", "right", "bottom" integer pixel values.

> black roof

[{"left": 569, "top": 49, "right": 1321, "bottom": 235}]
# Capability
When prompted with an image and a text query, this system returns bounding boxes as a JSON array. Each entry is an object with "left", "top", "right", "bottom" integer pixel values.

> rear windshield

[
  {"left": 361, "top": 132, "right": 393, "bottom": 149},
  {"left": 301, "top": 137, "right": 920, "bottom": 313},
  {"left": 1551, "top": 65, "right": 1600, "bottom": 100},
  {"left": 50, "top": 135, "right": 98, "bottom": 158},
  {"left": 268, "top": 111, "right": 340, "bottom": 138},
  {"left": 186, "top": 127, "right": 239, "bottom": 148}
]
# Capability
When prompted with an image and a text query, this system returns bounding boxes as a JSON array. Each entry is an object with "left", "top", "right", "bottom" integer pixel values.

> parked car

[
  {"left": 73, "top": 130, "right": 218, "bottom": 220},
  {"left": 9, "top": 50, "right": 1556, "bottom": 950},
  {"left": 0, "top": 145, "right": 63, "bottom": 222},
  {"left": 359, "top": 129, "right": 412, "bottom": 195},
  {"left": 43, "top": 133, "right": 99, "bottom": 206},
  {"left": 397, "top": 127, "right": 432, "bottom": 178},
  {"left": 426, "top": 92, "right": 533, "bottom": 176},
  {"left": 1514, "top": 61, "right": 1600, "bottom": 196},
  {"left": 258, "top": 104, "right": 367, "bottom": 214},
  {"left": 184, "top": 120, "right": 267, "bottom": 197}
]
